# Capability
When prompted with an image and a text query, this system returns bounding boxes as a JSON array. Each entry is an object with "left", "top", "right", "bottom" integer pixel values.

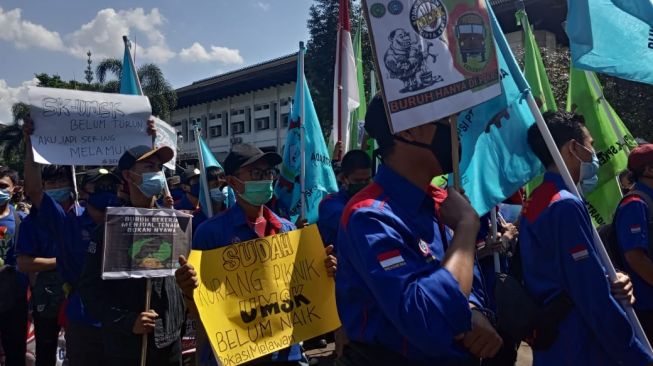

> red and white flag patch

[
  {"left": 377, "top": 250, "right": 406, "bottom": 271},
  {"left": 630, "top": 224, "right": 642, "bottom": 234},
  {"left": 569, "top": 244, "right": 589, "bottom": 261}
]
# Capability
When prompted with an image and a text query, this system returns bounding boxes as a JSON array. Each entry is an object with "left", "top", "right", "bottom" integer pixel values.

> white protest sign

[
  {"left": 153, "top": 117, "right": 178, "bottom": 170},
  {"left": 364, "top": 0, "right": 501, "bottom": 132},
  {"left": 28, "top": 87, "right": 152, "bottom": 166}
]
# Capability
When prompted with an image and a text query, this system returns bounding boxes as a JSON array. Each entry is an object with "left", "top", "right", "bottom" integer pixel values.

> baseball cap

[
  {"left": 223, "top": 144, "right": 282, "bottom": 176},
  {"left": 82, "top": 168, "right": 120, "bottom": 186},
  {"left": 118, "top": 145, "right": 174, "bottom": 171},
  {"left": 181, "top": 168, "right": 201, "bottom": 184},
  {"left": 364, "top": 93, "right": 394, "bottom": 152},
  {"left": 628, "top": 144, "right": 653, "bottom": 174}
]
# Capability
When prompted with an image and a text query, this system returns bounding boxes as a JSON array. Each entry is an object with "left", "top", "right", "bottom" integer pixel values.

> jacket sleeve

[
  {"left": 343, "top": 208, "right": 472, "bottom": 357},
  {"left": 77, "top": 228, "right": 138, "bottom": 335},
  {"left": 616, "top": 199, "right": 649, "bottom": 253},
  {"left": 552, "top": 199, "right": 653, "bottom": 366},
  {"left": 317, "top": 202, "right": 340, "bottom": 248}
]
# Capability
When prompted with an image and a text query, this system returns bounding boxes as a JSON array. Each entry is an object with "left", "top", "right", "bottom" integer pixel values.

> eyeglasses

[{"left": 242, "top": 168, "right": 277, "bottom": 180}]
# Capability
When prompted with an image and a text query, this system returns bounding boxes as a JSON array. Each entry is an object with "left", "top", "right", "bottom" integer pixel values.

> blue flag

[
  {"left": 458, "top": 5, "right": 543, "bottom": 216},
  {"left": 567, "top": 0, "right": 653, "bottom": 85},
  {"left": 196, "top": 135, "right": 235, "bottom": 216},
  {"left": 120, "top": 37, "right": 141, "bottom": 95},
  {"left": 274, "top": 48, "right": 338, "bottom": 224}
]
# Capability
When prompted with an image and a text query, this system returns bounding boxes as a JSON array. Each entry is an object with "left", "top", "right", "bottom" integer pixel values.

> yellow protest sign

[{"left": 188, "top": 225, "right": 340, "bottom": 366}]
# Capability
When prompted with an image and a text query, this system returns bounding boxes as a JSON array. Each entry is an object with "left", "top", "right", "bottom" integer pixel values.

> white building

[{"left": 171, "top": 53, "right": 297, "bottom": 165}]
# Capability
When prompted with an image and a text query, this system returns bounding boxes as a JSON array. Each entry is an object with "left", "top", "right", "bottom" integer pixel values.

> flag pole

[
  {"left": 490, "top": 208, "right": 501, "bottom": 273},
  {"left": 299, "top": 42, "right": 307, "bottom": 221},
  {"left": 194, "top": 125, "right": 213, "bottom": 218},
  {"left": 585, "top": 70, "right": 631, "bottom": 155},
  {"left": 528, "top": 94, "right": 652, "bottom": 351},
  {"left": 336, "top": 18, "right": 343, "bottom": 161}
]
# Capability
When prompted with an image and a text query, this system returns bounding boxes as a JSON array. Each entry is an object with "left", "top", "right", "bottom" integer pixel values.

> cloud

[
  {"left": 179, "top": 42, "right": 244, "bottom": 64},
  {"left": 66, "top": 8, "right": 175, "bottom": 63},
  {"left": 0, "top": 7, "right": 65, "bottom": 51},
  {"left": 0, "top": 78, "right": 39, "bottom": 125},
  {"left": 256, "top": 2, "right": 271, "bottom": 11}
]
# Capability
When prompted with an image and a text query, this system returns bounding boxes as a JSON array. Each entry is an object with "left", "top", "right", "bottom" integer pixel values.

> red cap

[{"left": 628, "top": 144, "right": 653, "bottom": 173}]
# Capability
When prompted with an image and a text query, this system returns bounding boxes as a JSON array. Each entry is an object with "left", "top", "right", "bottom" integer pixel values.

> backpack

[{"left": 599, "top": 189, "right": 653, "bottom": 271}]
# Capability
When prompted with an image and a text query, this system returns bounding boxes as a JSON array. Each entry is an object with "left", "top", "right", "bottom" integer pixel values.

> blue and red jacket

[
  {"left": 519, "top": 172, "right": 653, "bottom": 365},
  {"left": 192, "top": 203, "right": 306, "bottom": 365},
  {"left": 336, "top": 165, "right": 487, "bottom": 365},
  {"left": 317, "top": 188, "right": 350, "bottom": 251},
  {"left": 615, "top": 182, "right": 653, "bottom": 311}
]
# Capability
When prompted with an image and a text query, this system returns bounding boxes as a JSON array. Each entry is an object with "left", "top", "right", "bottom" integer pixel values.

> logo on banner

[{"left": 410, "top": 0, "right": 448, "bottom": 40}]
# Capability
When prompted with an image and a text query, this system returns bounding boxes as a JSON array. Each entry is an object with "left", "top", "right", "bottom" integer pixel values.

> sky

[{"left": 0, "top": 0, "right": 314, "bottom": 124}]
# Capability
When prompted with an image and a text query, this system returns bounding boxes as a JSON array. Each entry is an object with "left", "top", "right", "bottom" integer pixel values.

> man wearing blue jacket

[
  {"left": 522, "top": 111, "right": 653, "bottom": 365},
  {"left": 335, "top": 95, "right": 502, "bottom": 366}
]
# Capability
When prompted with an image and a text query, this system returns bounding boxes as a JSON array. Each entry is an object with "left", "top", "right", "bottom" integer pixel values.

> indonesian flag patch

[
  {"left": 570, "top": 244, "right": 590, "bottom": 261},
  {"left": 377, "top": 250, "right": 406, "bottom": 271},
  {"left": 630, "top": 224, "right": 642, "bottom": 234}
]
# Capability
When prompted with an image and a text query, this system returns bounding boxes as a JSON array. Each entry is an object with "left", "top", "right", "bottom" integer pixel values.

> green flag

[
  {"left": 350, "top": 24, "right": 366, "bottom": 151},
  {"left": 516, "top": 9, "right": 557, "bottom": 113},
  {"left": 567, "top": 68, "right": 637, "bottom": 225}
]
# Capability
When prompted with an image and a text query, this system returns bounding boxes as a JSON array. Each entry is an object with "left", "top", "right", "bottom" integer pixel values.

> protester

[
  {"left": 522, "top": 111, "right": 653, "bottom": 364},
  {"left": 167, "top": 175, "right": 184, "bottom": 206},
  {"left": 16, "top": 168, "right": 68, "bottom": 366},
  {"left": 620, "top": 169, "right": 635, "bottom": 195},
  {"left": 318, "top": 149, "right": 372, "bottom": 252},
  {"left": 614, "top": 144, "right": 653, "bottom": 339},
  {"left": 175, "top": 168, "right": 200, "bottom": 211},
  {"left": 191, "top": 166, "right": 229, "bottom": 231},
  {"left": 175, "top": 143, "right": 337, "bottom": 366},
  {"left": 334, "top": 95, "right": 501, "bottom": 365},
  {"left": 78, "top": 145, "right": 186, "bottom": 366},
  {"left": 0, "top": 166, "right": 27, "bottom": 366}
]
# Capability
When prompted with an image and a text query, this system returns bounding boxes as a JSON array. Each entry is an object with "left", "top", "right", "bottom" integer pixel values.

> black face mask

[{"left": 394, "top": 123, "right": 460, "bottom": 174}]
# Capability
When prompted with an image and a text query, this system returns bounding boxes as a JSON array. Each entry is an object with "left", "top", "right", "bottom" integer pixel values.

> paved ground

[{"left": 305, "top": 342, "right": 534, "bottom": 366}]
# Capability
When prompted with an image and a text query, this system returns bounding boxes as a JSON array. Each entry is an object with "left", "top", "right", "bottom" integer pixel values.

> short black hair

[
  {"left": 527, "top": 111, "right": 586, "bottom": 168},
  {"left": 42, "top": 165, "right": 74, "bottom": 184},
  {"left": 365, "top": 93, "right": 395, "bottom": 160},
  {"left": 341, "top": 150, "right": 372, "bottom": 176},
  {"left": 0, "top": 167, "right": 18, "bottom": 185},
  {"left": 206, "top": 166, "right": 225, "bottom": 182}
]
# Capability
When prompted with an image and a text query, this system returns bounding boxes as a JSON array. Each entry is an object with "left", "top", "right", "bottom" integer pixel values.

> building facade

[{"left": 171, "top": 53, "right": 297, "bottom": 165}]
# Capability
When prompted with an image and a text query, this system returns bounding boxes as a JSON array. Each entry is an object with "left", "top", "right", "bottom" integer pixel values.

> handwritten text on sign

[
  {"left": 188, "top": 225, "right": 340, "bottom": 366},
  {"left": 28, "top": 87, "right": 152, "bottom": 166}
]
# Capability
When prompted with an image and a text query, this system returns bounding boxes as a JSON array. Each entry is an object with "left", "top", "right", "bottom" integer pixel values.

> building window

[
  {"left": 173, "top": 121, "right": 181, "bottom": 127},
  {"left": 254, "top": 104, "right": 270, "bottom": 111},
  {"left": 231, "top": 109, "right": 244, "bottom": 116},
  {"left": 280, "top": 99, "right": 289, "bottom": 107},
  {"left": 281, "top": 113, "right": 290, "bottom": 127},
  {"left": 256, "top": 117, "right": 270, "bottom": 131},
  {"left": 232, "top": 122, "right": 245, "bottom": 134},
  {"left": 210, "top": 125, "right": 222, "bottom": 137}
]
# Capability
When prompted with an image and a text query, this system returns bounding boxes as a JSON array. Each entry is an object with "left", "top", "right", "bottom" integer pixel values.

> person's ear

[
  {"left": 226, "top": 176, "right": 243, "bottom": 194},
  {"left": 122, "top": 170, "right": 135, "bottom": 185}
]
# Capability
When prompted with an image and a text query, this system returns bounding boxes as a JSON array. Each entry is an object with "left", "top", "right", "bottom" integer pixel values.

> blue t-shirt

[
  {"left": 336, "top": 165, "right": 487, "bottom": 364},
  {"left": 615, "top": 182, "right": 653, "bottom": 310},
  {"left": 0, "top": 205, "right": 18, "bottom": 267},
  {"left": 519, "top": 172, "right": 653, "bottom": 365},
  {"left": 38, "top": 193, "right": 99, "bottom": 326},
  {"left": 193, "top": 204, "right": 305, "bottom": 365},
  {"left": 317, "top": 188, "right": 350, "bottom": 252},
  {"left": 15, "top": 211, "right": 57, "bottom": 259}
]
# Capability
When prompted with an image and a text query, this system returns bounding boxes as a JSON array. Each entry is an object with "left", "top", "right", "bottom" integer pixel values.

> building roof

[{"left": 176, "top": 52, "right": 298, "bottom": 109}]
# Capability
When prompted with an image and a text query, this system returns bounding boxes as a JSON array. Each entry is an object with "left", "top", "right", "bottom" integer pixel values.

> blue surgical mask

[
  {"left": 138, "top": 171, "right": 165, "bottom": 198},
  {"left": 209, "top": 187, "right": 226, "bottom": 203},
  {"left": 237, "top": 179, "right": 273, "bottom": 206},
  {"left": 46, "top": 187, "right": 72, "bottom": 203},
  {"left": 577, "top": 147, "right": 599, "bottom": 194},
  {"left": 0, "top": 189, "right": 11, "bottom": 205},
  {"left": 88, "top": 191, "right": 118, "bottom": 211}
]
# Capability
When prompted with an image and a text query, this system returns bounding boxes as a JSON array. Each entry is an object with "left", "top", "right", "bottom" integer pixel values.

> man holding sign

[
  {"left": 334, "top": 95, "right": 501, "bottom": 365},
  {"left": 77, "top": 145, "right": 186, "bottom": 366},
  {"left": 175, "top": 143, "right": 337, "bottom": 366}
]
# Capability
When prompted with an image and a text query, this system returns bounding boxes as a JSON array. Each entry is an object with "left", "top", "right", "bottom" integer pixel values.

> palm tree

[
  {"left": 0, "top": 102, "right": 29, "bottom": 171},
  {"left": 96, "top": 58, "right": 177, "bottom": 121}
]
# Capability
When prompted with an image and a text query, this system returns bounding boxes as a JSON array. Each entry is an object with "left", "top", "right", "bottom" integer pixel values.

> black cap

[
  {"left": 181, "top": 167, "right": 201, "bottom": 184},
  {"left": 223, "top": 144, "right": 282, "bottom": 176},
  {"left": 118, "top": 145, "right": 174, "bottom": 171},
  {"left": 365, "top": 94, "right": 394, "bottom": 151},
  {"left": 82, "top": 168, "right": 120, "bottom": 186}
]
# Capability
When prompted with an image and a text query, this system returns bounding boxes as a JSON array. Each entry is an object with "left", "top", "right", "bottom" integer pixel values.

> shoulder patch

[
  {"left": 341, "top": 183, "right": 386, "bottom": 228},
  {"left": 523, "top": 182, "right": 561, "bottom": 223},
  {"left": 377, "top": 249, "right": 406, "bottom": 270},
  {"left": 569, "top": 244, "right": 589, "bottom": 261}
]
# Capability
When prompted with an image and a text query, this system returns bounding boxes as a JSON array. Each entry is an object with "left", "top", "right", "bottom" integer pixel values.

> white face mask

[
  {"left": 209, "top": 187, "right": 226, "bottom": 203},
  {"left": 573, "top": 143, "right": 600, "bottom": 194}
]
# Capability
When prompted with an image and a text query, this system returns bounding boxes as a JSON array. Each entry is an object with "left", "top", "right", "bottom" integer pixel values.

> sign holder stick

[
  {"left": 449, "top": 115, "right": 462, "bottom": 190},
  {"left": 140, "top": 278, "right": 152, "bottom": 366}
]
